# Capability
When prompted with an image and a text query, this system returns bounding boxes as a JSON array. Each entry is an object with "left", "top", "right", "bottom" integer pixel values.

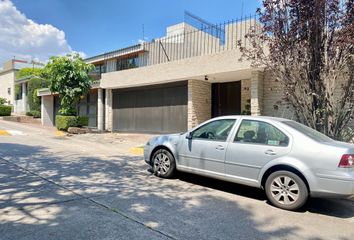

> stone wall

[
  {"left": 105, "top": 89, "right": 113, "bottom": 131},
  {"left": 262, "top": 71, "right": 354, "bottom": 130},
  {"left": 262, "top": 70, "right": 295, "bottom": 119},
  {"left": 241, "top": 79, "right": 251, "bottom": 114},
  {"left": 250, "top": 71, "right": 264, "bottom": 116},
  {"left": 187, "top": 80, "right": 211, "bottom": 130}
]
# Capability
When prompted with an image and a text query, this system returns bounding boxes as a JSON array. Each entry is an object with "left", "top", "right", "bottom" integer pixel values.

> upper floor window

[
  {"left": 117, "top": 55, "right": 139, "bottom": 71},
  {"left": 235, "top": 120, "right": 289, "bottom": 146}
]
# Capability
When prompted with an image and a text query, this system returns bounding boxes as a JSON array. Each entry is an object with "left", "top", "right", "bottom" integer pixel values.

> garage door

[{"left": 112, "top": 82, "right": 188, "bottom": 133}]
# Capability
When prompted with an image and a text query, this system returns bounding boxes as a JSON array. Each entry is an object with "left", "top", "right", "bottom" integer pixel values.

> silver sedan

[{"left": 144, "top": 116, "right": 354, "bottom": 210}]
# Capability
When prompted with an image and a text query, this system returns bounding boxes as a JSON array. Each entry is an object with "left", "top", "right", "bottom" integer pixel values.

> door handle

[
  {"left": 264, "top": 150, "right": 276, "bottom": 155},
  {"left": 216, "top": 145, "right": 225, "bottom": 150}
]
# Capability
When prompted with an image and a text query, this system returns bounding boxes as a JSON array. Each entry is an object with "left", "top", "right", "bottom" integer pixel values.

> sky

[{"left": 0, "top": 0, "right": 260, "bottom": 66}]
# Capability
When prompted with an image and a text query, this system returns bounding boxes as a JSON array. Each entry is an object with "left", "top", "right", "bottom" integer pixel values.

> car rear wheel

[
  {"left": 152, "top": 149, "right": 176, "bottom": 178},
  {"left": 265, "top": 170, "right": 308, "bottom": 210}
]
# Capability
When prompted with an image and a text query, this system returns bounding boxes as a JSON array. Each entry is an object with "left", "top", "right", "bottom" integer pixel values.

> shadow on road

[{"left": 0, "top": 143, "right": 353, "bottom": 239}]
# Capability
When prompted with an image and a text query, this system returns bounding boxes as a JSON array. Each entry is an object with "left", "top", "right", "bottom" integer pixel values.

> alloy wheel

[
  {"left": 270, "top": 175, "right": 300, "bottom": 205},
  {"left": 153, "top": 152, "right": 171, "bottom": 176}
]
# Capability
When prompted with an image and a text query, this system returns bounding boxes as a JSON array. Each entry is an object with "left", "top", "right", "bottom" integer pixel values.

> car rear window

[{"left": 282, "top": 121, "right": 333, "bottom": 142}]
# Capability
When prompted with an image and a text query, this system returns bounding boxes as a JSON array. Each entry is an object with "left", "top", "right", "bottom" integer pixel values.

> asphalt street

[{"left": 0, "top": 120, "right": 353, "bottom": 240}]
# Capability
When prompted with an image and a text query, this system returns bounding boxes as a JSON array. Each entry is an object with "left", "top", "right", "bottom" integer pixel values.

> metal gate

[{"left": 112, "top": 82, "right": 187, "bottom": 133}]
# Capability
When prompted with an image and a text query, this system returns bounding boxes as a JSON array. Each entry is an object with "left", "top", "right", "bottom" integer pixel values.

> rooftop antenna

[
  {"left": 241, "top": 1, "right": 244, "bottom": 18},
  {"left": 142, "top": 24, "right": 145, "bottom": 42}
]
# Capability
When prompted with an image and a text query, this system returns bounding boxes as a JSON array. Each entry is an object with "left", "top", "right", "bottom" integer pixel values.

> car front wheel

[
  {"left": 152, "top": 149, "right": 176, "bottom": 178},
  {"left": 265, "top": 170, "right": 308, "bottom": 210}
]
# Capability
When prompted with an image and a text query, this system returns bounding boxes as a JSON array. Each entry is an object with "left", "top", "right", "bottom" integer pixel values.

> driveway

[{"left": 0, "top": 120, "right": 353, "bottom": 240}]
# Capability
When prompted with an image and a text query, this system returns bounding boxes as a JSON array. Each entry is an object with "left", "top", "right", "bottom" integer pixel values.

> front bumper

[{"left": 144, "top": 145, "right": 152, "bottom": 165}]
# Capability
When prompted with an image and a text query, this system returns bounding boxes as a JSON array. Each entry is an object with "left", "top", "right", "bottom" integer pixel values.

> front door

[
  {"left": 225, "top": 119, "right": 291, "bottom": 182},
  {"left": 212, "top": 81, "right": 241, "bottom": 117},
  {"left": 177, "top": 119, "right": 236, "bottom": 175}
]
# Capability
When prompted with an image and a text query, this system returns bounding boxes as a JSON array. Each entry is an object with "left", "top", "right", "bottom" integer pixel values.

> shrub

[
  {"left": 28, "top": 78, "right": 49, "bottom": 112},
  {"left": 56, "top": 115, "right": 78, "bottom": 131},
  {"left": 77, "top": 116, "right": 89, "bottom": 127},
  {"left": 26, "top": 110, "right": 41, "bottom": 118},
  {"left": 0, "top": 105, "right": 12, "bottom": 116},
  {"left": 0, "top": 97, "right": 9, "bottom": 105}
]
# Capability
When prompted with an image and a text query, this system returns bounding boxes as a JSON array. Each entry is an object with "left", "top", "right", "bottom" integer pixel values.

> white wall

[
  {"left": 41, "top": 95, "right": 54, "bottom": 126},
  {"left": 101, "top": 49, "right": 253, "bottom": 89},
  {"left": 0, "top": 70, "right": 15, "bottom": 104}
]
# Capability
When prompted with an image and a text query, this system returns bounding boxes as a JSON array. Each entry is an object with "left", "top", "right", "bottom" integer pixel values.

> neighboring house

[
  {"left": 0, "top": 59, "right": 44, "bottom": 114},
  {"left": 40, "top": 15, "right": 342, "bottom": 133}
]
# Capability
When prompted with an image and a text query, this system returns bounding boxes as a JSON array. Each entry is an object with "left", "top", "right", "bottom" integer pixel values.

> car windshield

[{"left": 282, "top": 120, "right": 333, "bottom": 142}]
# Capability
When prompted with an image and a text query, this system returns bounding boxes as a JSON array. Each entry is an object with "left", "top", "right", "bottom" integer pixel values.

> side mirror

[{"left": 186, "top": 132, "right": 193, "bottom": 140}]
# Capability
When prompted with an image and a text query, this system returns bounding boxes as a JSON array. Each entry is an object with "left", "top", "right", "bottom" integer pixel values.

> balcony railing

[
  {"left": 89, "top": 14, "right": 259, "bottom": 75},
  {"left": 139, "top": 14, "right": 259, "bottom": 66},
  {"left": 89, "top": 72, "right": 102, "bottom": 81}
]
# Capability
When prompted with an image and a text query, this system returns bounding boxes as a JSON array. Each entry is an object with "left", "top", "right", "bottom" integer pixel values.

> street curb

[{"left": 129, "top": 146, "right": 144, "bottom": 155}]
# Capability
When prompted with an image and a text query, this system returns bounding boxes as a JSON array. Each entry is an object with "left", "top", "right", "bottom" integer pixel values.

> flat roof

[{"left": 84, "top": 44, "right": 145, "bottom": 64}]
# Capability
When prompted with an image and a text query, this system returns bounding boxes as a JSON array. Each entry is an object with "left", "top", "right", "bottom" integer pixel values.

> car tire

[
  {"left": 152, "top": 149, "right": 176, "bottom": 178},
  {"left": 265, "top": 170, "right": 308, "bottom": 210}
]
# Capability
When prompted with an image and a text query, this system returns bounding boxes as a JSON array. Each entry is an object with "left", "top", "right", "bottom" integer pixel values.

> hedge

[
  {"left": 0, "top": 105, "right": 12, "bottom": 116},
  {"left": 56, "top": 115, "right": 89, "bottom": 131},
  {"left": 77, "top": 116, "right": 89, "bottom": 127},
  {"left": 56, "top": 115, "right": 78, "bottom": 131},
  {"left": 26, "top": 110, "right": 41, "bottom": 118}
]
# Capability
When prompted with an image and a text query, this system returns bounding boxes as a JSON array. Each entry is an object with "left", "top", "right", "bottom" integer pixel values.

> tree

[
  {"left": 27, "top": 77, "right": 49, "bottom": 112},
  {"left": 43, "top": 53, "right": 94, "bottom": 116},
  {"left": 16, "top": 67, "right": 42, "bottom": 79},
  {"left": 239, "top": 0, "right": 354, "bottom": 141}
]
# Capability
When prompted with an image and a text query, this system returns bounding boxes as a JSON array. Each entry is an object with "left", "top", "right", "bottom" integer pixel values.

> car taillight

[{"left": 338, "top": 154, "right": 354, "bottom": 168}]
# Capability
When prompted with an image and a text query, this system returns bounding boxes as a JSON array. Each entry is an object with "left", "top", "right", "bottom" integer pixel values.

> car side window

[
  {"left": 192, "top": 119, "right": 236, "bottom": 141},
  {"left": 234, "top": 120, "right": 289, "bottom": 146}
]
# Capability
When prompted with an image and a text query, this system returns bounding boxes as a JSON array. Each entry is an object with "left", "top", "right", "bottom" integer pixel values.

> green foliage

[
  {"left": 26, "top": 110, "right": 41, "bottom": 118},
  {"left": 15, "top": 68, "right": 48, "bottom": 106},
  {"left": 0, "top": 105, "right": 12, "bottom": 116},
  {"left": 77, "top": 116, "right": 89, "bottom": 127},
  {"left": 16, "top": 68, "right": 43, "bottom": 79},
  {"left": 27, "top": 77, "right": 49, "bottom": 112},
  {"left": 15, "top": 84, "right": 21, "bottom": 100},
  {"left": 56, "top": 115, "right": 78, "bottom": 131},
  {"left": 43, "top": 53, "right": 94, "bottom": 116},
  {"left": 0, "top": 97, "right": 9, "bottom": 105}
]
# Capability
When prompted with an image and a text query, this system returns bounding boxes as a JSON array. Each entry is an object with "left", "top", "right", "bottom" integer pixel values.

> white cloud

[{"left": 0, "top": 0, "right": 82, "bottom": 66}]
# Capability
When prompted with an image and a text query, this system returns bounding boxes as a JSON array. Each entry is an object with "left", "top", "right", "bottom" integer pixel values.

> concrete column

[
  {"left": 22, "top": 82, "right": 27, "bottom": 113},
  {"left": 250, "top": 70, "right": 264, "bottom": 116},
  {"left": 41, "top": 95, "right": 54, "bottom": 126},
  {"left": 187, "top": 80, "right": 211, "bottom": 130},
  {"left": 104, "top": 89, "right": 113, "bottom": 131},
  {"left": 97, "top": 88, "right": 104, "bottom": 131}
]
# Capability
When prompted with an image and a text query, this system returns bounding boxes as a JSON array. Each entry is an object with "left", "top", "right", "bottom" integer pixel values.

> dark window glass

[
  {"left": 117, "top": 55, "right": 139, "bottom": 71},
  {"left": 235, "top": 120, "right": 289, "bottom": 146},
  {"left": 282, "top": 121, "right": 333, "bottom": 142}
]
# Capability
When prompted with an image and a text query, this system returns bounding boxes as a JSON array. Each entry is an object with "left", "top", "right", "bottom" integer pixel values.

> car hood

[{"left": 147, "top": 133, "right": 185, "bottom": 146}]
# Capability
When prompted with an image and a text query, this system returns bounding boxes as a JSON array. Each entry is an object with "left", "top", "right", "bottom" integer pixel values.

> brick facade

[
  {"left": 250, "top": 70, "right": 264, "bottom": 116},
  {"left": 105, "top": 89, "right": 113, "bottom": 131},
  {"left": 241, "top": 79, "right": 251, "bottom": 114},
  {"left": 187, "top": 80, "right": 211, "bottom": 130}
]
